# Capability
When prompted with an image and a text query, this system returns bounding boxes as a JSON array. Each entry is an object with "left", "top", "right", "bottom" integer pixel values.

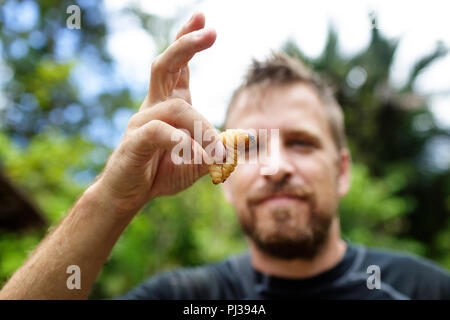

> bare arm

[
  {"left": 0, "top": 12, "right": 223, "bottom": 300},
  {"left": 0, "top": 181, "right": 134, "bottom": 299}
]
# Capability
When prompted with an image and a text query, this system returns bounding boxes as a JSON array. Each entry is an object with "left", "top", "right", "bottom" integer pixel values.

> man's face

[{"left": 223, "top": 82, "right": 351, "bottom": 260}]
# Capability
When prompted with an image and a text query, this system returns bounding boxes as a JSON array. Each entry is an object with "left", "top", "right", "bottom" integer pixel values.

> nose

[{"left": 263, "top": 147, "right": 295, "bottom": 185}]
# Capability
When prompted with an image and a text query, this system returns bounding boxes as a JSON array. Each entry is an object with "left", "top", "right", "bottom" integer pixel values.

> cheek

[{"left": 295, "top": 153, "right": 339, "bottom": 206}]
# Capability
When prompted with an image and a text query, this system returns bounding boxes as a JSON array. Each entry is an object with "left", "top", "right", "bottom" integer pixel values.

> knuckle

[
  {"left": 117, "top": 138, "right": 144, "bottom": 168},
  {"left": 145, "top": 119, "right": 163, "bottom": 137},
  {"left": 127, "top": 112, "right": 141, "bottom": 128},
  {"left": 177, "top": 35, "right": 189, "bottom": 47},
  {"left": 170, "top": 98, "right": 190, "bottom": 116}
]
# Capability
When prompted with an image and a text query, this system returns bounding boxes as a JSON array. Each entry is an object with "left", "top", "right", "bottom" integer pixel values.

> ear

[
  {"left": 337, "top": 148, "right": 352, "bottom": 198},
  {"left": 221, "top": 179, "right": 234, "bottom": 204}
]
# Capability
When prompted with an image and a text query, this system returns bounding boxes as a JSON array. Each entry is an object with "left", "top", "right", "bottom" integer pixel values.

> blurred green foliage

[{"left": 0, "top": 1, "right": 449, "bottom": 299}]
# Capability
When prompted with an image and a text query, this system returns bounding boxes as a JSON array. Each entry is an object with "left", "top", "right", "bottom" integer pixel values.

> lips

[
  {"left": 254, "top": 194, "right": 306, "bottom": 206},
  {"left": 247, "top": 184, "right": 313, "bottom": 208}
]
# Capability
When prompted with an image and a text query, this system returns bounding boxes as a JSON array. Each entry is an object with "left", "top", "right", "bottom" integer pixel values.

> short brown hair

[{"left": 223, "top": 52, "right": 347, "bottom": 150}]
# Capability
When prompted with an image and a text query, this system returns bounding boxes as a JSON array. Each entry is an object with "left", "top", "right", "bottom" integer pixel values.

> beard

[{"left": 238, "top": 181, "right": 335, "bottom": 260}]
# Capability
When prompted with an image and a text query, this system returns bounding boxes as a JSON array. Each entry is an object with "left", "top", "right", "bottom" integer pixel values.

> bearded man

[{"left": 1, "top": 12, "right": 449, "bottom": 300}]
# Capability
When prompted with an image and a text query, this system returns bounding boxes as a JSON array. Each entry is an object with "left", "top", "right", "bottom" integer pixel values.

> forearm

[
  {"left": 0, "top": 181, "right": 135, "bottom": 300},
  {"left": 0, "top": 12, "right": 217, "bottom": 300}
]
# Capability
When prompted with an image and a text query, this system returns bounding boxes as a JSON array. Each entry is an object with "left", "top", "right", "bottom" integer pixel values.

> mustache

[{"left": 247, "top": 181, "right": 314, "bottom": 205}]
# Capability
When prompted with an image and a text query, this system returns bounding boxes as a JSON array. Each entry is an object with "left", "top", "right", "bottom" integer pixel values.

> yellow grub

[{"left": 208, "top": 129, "right": 251, "bottom": 184}]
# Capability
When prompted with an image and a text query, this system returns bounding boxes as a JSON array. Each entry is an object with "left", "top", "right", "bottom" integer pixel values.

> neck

[{"left": 248, "top": 218, "right": 347, "bottom": 279}]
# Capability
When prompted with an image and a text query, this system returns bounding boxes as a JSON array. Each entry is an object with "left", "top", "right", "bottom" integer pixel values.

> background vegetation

[{"left": 0, "top": 1, "right": 449, "bottom": 298}]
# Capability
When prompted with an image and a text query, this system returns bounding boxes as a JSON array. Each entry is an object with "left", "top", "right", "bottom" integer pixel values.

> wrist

[{"left": 82, "top": 178, "right": 141, "bottom": 221}]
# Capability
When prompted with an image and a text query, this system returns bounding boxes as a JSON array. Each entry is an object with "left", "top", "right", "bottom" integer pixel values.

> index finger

[
  {"left": 176, "top": 12, "right": 206, "bottom": 40},
  {"left": 153, "top": 27, "right": 217, "bottom": 75},
  {"left": 148, "top": 27, "right": 216, "bottom": 104}
]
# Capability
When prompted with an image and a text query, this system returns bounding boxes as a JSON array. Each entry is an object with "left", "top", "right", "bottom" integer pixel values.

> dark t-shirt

[{"left": 117, "top": 241, "right": 450, "bottom": 300}]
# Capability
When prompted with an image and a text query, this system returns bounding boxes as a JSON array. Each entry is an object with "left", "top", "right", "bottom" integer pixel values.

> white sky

[{"left": 105, "top": 0, "right": 450, "bottom": 128}]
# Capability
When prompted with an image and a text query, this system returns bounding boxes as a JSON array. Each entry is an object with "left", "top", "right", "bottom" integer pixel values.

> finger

[
  {"left": 176, "top": 12, "right": 205, "bottom": 40},
  {"left": 129, "top": 98, "right": 226, "bottom": 154},
  {"left": 127, "top": 119, "right": 212, "bottom": 167},
  {"left": 174, "top": 65, "right": 190, "bottom": 98},
  {"left": 148, "top": 28, "right": 216, "bottom": 104},
  {"left": 145, "top": 13, "right": 205, "bottom": 106},
  {"left": 150, "top": 29, "right": 216, "bottom": 96},
  {"left": 171, "top": 13, "right": 205, "bottom": 102},
  {"left": 165, "top": 28, "right": 216, "bottom": 73}
]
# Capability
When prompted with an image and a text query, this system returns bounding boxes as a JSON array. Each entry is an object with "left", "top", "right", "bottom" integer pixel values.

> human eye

[
  {"left": 286, "top": 137, "right": 319, "bottom": 150},
  {"left": 288, "top": 139, "right": 313, "bottom": 147}
]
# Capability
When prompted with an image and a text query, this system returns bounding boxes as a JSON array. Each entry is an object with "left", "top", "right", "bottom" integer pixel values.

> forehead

[{"left": 227, "top": 83, "right": 332, "bottom": 139}]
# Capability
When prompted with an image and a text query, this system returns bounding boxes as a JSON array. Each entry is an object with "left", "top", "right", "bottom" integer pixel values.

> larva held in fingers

[{"left": 208, "top": 129, "right": 253, "bottom": 184}]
